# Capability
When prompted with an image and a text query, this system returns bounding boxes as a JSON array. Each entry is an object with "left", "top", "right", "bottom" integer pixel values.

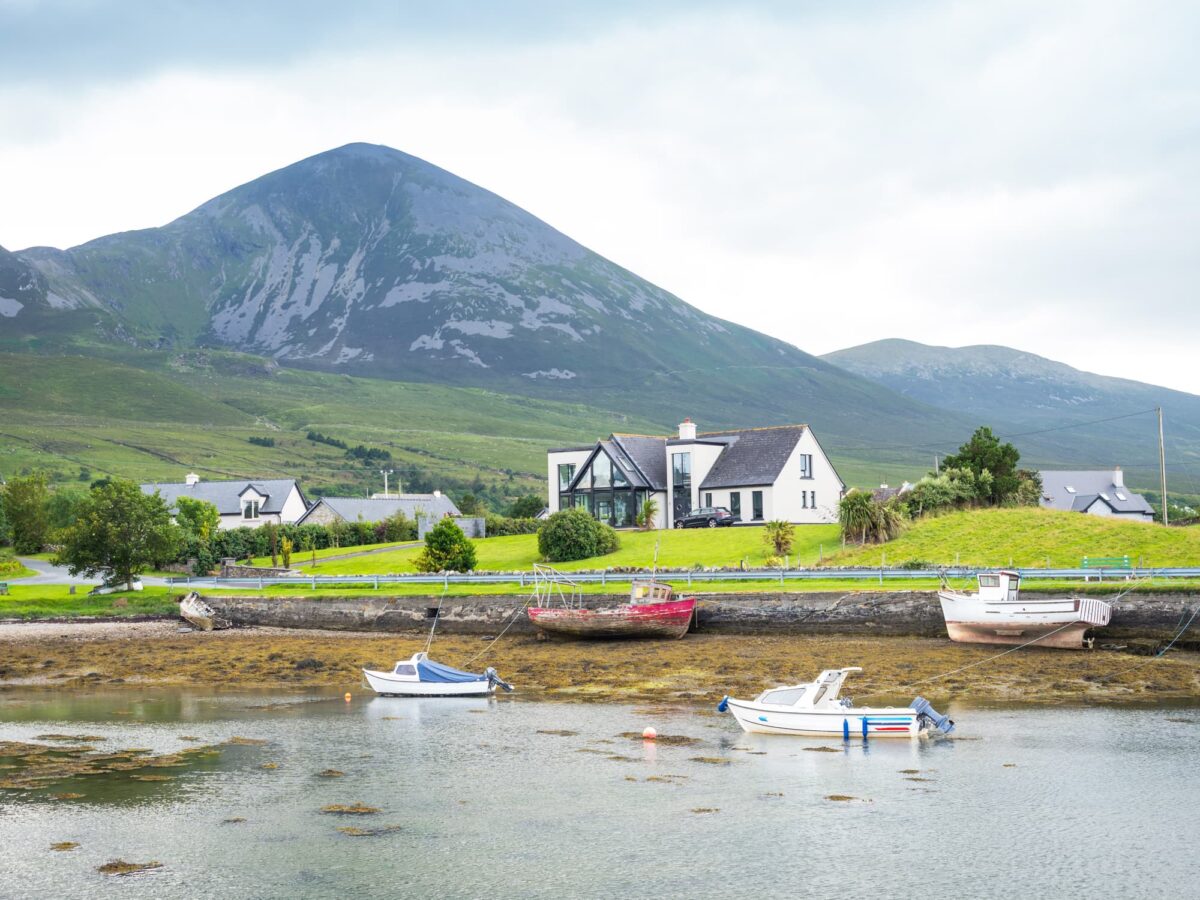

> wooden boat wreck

[
  {"left": 178, "top": 592, "right": 230, "bottom": 631},
  {"left": 362, "top": 652, "right": 513, "bottom": 697},
  {"left": 526, "top": 566, "right": 695, "bottom": 640},
  {"left": 938, "top": 570, "right": 1112, "bottom": 649},
  {"left": 718, "top": 667, "right": 954, "bottom": 738}
]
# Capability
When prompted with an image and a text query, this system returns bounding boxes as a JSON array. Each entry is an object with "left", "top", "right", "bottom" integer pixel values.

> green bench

[{"left": 0, "top": 583, "right": 8, "bottom": 595}]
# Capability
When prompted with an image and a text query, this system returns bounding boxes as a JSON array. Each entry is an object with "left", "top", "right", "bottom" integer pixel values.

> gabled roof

[
  {"left": 697, "top": 426, "right": 807, "bottom": 489},
  {"left": 566, "top": 441, "right": 648, "bottom": 491},
  {"left": 611, "top": 434, "right": 668, "bottom": 490},
  {"left": 1039, "top": 470, "right": 1154, "bottom": 516},
  {"left": 296, "top": 494, "right": 461, "bottom": 525},
  {"left": 142, "top": 478, "right": 304, "bottom": 516}
]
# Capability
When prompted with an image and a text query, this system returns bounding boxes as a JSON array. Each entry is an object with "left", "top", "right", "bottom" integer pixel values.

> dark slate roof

[
  {"left": 611, "top": 434, "right": 669, "bottom": 490},
  {"left": 697, "top": 426, "right": 807, "bottom": 489},
  {"left": 296, "top": 494, "right": 461, "bottom": 525},
  {"left": 599, "top": 440, "right": 650, "bottom": 488},
  {"left": 1039, "top": 470, "right": 1154, "bottom": 516},
  {"left": 141, "top": 478, "right": 303, "bottom": 516}
]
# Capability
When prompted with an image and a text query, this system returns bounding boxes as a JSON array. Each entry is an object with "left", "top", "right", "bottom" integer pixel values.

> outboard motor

[
  {"left": 911, "top": 697, "right": 954, "bottom": 734},
  {"left": 486, "top": 667, "right": 515, "bottom": 693}
]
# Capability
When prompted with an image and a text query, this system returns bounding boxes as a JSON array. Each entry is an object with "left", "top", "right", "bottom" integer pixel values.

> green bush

[
  {"left": 485, "top": 514, "right": 541, "bottom": 537},
  {"left": 415, "top": 518, "right": 477, "bottom": 572},
  {"left": 537, "top": 508, "right": 620, "bottom": 563}
]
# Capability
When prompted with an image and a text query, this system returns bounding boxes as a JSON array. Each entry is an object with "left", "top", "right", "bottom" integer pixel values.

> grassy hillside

[
  {"left": 296, "top": 525, "right": 840, "bottom": 574},
  {"left": 822, "top": 508, "right": 1200, "bottom": 568}
]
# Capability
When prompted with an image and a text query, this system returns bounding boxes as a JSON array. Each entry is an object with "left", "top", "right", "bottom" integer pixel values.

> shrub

[
  {"left": 763, "top": 520, "right": 795, "bottom": 555},
  {"left": 508, "top": 495, "right": 545, "bottom": 519},
  {"left": 537, "top": 508, "right": 620, "bottom": 563},
  {"left": 636, "top": 497, "right": 659, "bottom": 530},
  {"left": 415, "top": 518, "right": 477, "bottom": 572},
  {"left": 280, "top": 536, "right": 293, "bottom": 568},
  {"left": 764, "top": 555, "right": 784, "bottom": 568},
  {"left": 838, "top": 491, "right": 904, "bottom": 545},
  {"left": 485, "top": 515, "right": 541, "bottom": 537}
]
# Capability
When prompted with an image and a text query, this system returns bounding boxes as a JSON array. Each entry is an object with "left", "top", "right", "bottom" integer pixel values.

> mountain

[
  {"left": 823, "top": 339, "right": 1200, "bottom": 486},
  {"left": 3, "top": 143, "right": 968, "bottom": 447}
]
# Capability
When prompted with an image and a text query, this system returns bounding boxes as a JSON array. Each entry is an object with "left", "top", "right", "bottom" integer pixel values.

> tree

[
  {"left": 763, "top": 520, "right": 795, "bottom": 555},
  {"left": 414, "top": 518, "right": 477, "bottom": 572},
  {"left": 636, "top": 496, "right": 660, "bottom": 531},
  {"left": 940, "top": 426, "right": 1021, "bottom": 505},
  {"left": 537, "top": 508, "right": 620, "bottom": 562},
  {"left": 46, "top": 488, "right": 87, "bottom": 532},
  {"left": 838, "top": 491, "right": 904, "bottom": 545},
  {"left": 4, "top": 473, "right": 50, "bottom": 554},
  {"left": 280, "top": 535, "right": 293, "bottom": 569},
  {"left": 457, "top": 493, "right": 484, "bottom": 516},
  {"left": 0, "top": 488, "right": 10, "bottom": 545},
  {"left": 509, "top": 495, "right": 544, "bottom": 519},
  {"left": 55, "top": 480, "right": 182, "bottom": 590},
  {"left": 176, "top": 496, "right": 221, "bottom": 543}
]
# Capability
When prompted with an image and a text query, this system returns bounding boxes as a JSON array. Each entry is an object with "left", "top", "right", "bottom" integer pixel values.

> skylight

[
  {"left": 1065, "top": 485, "right": 1076, "bottom": 493},
  {"left": 1100, "top": 492, "right": 1110, "bottom": 501},
  {"left": 1116, "top": 492, "right": 1127, "bottom": 501}
]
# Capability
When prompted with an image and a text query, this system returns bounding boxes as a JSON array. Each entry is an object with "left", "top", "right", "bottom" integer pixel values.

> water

[{"left": 1, "top": 689, "right": 1197, "bottom": 899}]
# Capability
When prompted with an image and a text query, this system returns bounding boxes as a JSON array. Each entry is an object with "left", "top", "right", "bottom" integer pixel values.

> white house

[
  {"left": 547, "top": 419, "right": 845, "bottom": 528},
  {"left": 1038, "top": 468, "right": 1155, "bottom": 522},
  {"left": 141, "top": 473, "right": 309, "bottom": 530}
]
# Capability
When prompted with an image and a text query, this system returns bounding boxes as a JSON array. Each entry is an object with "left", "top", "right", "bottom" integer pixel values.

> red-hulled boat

[{"left": 527, "top": 570, "right": 695, "bottom": 639}]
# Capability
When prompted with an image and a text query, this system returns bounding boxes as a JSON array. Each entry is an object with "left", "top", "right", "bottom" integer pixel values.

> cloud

[{"left": 0, "top": 0, "right": 1196, "bottom": 392}]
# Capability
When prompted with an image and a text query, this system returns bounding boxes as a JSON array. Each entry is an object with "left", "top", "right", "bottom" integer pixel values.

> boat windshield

[
  {"left": 392, "top": 664, "right": 417, "bottom": 675},
  {"left": 630, "top": 582, "right": 673, "bottom": 605},
  {"left": 761, "top": 687, "right": 807, "bottom": 706}
]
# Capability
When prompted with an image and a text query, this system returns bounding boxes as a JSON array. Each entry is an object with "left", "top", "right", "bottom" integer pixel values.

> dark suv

[{"left": 674, "top": 507, "right": 739, "bottom": 528}]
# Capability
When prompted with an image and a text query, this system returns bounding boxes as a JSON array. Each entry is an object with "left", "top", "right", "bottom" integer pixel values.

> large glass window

[
  {"left": 612, "top": 464, "right": 628, "bottom": 488},
  {"left": 752, "top": 491, "right": 764, "bottom": 520},
  {"left": 592, "top": 454, "right": 612, "bottom": 489},
  {"left": 559, "top": 493, "right": 570, "bottom": 511},
  {"left": 730, "top": 492, "right": 741, "bottom": 518},
  {"left": 614, "top": 494, "right": 630, "bottom": 527},
  {"left": 558, "top": 463, "right": 576, "bottom": 491},
  {"left": 596, "top": 498, "right": 613, "bottom": 521},
  {"left": 671, "top": 452, "right": 692, "bottom": 486}
]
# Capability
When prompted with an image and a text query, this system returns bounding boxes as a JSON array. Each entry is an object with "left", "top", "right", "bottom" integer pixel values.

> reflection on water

[{"left": 1, "top": 689, "right": 1198, "bottom": 899}]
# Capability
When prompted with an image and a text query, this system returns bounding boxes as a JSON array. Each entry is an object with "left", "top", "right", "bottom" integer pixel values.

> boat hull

[
  {"left": 725, "top": 698, "right": 920, "bottom": 737},
  {"left": 938, "top": 592, "right": 1111, "bottom": 650},
  {"left": 527, "top": 598, "right": 695, "bottom": 639},
  {"left": 362, "top": 669, "right": 496, "bottom": 697}
]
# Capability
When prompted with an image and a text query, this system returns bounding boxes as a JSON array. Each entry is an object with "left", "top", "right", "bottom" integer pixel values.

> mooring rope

[
  {"left": 1097, "top": 604, "right": 1200, "bottom": 683},
  {"left": 459, "top": 593, "right": 541, "bottom": 668},
  {"left": 423, "top": 586, "right": 449, "bottom": 654}
]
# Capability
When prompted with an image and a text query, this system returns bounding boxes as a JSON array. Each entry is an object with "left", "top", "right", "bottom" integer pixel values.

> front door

[{"left": 673, "top": 491, "right": 691, "bottom": 523}]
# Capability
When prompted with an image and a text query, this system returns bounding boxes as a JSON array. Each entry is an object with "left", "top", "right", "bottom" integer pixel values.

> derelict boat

[
  {"left": 362, "top": 652, "right": 514, "bottom": 697},
  {"left": 527, "top": 576, "right": 695, "bottom": 640},
  {"left": 718, "top": 667, "right": 953, "bottom": 738},
  {"left": 938, "top": 570, "right": 1111, "bottom": 650},
  {"left": 179, "top": 592, "right": 230, "bottom": 631}
]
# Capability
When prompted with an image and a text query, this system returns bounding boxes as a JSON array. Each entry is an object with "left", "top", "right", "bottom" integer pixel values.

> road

[{"left": 17, "top": 557, "right": 169, "bottom": 588}]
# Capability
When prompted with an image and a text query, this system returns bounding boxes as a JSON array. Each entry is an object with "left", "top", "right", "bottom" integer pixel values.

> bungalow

[
  {"left": 141, "top": 473, "right": 309, "bottom": 530},
  {"left": 1039, "top": 468, "right": 1154, "bottom": 522},
  {"left": 547, "top": 419, "right": 845, "bottom": 529},
  {"left": 295, "top": 493, "right": 461, "bottom": 526}
]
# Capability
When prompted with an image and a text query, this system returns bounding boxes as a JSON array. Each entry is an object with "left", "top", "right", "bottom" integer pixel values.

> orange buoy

[
  {"left": 642, "top": 726, "right": 657, "bottom": 740},
  {"left": 344, "top": 692, "right": 352, "bottom": 702}
]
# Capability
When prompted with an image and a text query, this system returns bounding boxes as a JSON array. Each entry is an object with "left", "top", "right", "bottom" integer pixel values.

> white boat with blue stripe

[
  {"left": 718, "top": 667, "right": 953, "bottom": 738},
  {"left": 363, "top": 652, "right": 514, "bottom": 697}
]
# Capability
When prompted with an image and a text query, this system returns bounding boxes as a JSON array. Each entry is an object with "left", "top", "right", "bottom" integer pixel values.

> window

[
  {"left": 614, "top": 494, "right": 631, "bottom": 527},
  {"left": 242, "top": 500, "right": 260, "bottom": 520},
  {"left": 392, "top": 663, "right": 416, "bottom": 675},
  {"left": 704, "top": 492, "right": 713, "bottom": 507},
  {"left": 799, "top": 453, "right": 813, "bottom": 479},
  {"left": 612, "top": 464, "right": 629, "bottom": 488},
  {"left": 979, "top": 574, "right": 1000, "bottom": 588},
  {"left": 557, "top": 463, "right": 576, "bottom": 491},
  {"left": 573, "top": 494, "right": 590, "bottom": 511},
  {"left": 1065, "top": 485, "right": 1076, "bottom": 493},
  {"left": 559, "top": 493, "right": 570, "bottom": 511},
  {"left": 596, "top": 499, "right": 613, "bottom": 522},
  {"left": 1099, "top": 492, "right": 1110, "bottom": 501},
  {"left": 1116, "top": 492, "right": 1127, "bottom": 501},
  {"left": 752, "top": 491, "right": 764, "bottom": 520},
  {"left": 592, "top": 454, "right": 612, "bottom": 489},
  {"left": 730, "top": 493, "right": 741, "bottom": 518},
  {"left": 671, "top": 452, "right": 692, "bottom": 485},
  {"left": 802, "top": 492, "right": 808, "bottom": 509},
  {"left": 762, "top": 687, "right": 807, "bottom": 706},
  {"left": 810, "top": 490, "right": 816, "bottom": 509}
]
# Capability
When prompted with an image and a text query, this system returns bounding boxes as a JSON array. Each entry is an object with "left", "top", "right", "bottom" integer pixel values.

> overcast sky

[{"left": 2, "top": 0, "right": 1197, "bottom": 392}]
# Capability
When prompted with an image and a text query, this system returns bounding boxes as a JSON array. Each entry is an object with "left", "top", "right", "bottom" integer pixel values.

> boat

[
  {"left": 718, "top": 667, "right": 954, "bottom": 738},
  {"left": 937, "top": 570, "right": 1112, "bottom": 649},
  {"left": 178, "top": 592, "right": 230, "bottom": 631},
  {"left": 526, "top": 566, "right": 695, "bottom": 639},
  {"left": 362, "top": 652, "right": 514, "bottom": 697}
]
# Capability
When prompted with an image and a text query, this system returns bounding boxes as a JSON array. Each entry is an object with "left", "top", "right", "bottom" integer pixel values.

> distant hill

[
  {"left": 823, "top": 339, "right": 1200, "bottom": 487},
  {"left": 1, "top": 143, "right": 968, "bottom": 448}
]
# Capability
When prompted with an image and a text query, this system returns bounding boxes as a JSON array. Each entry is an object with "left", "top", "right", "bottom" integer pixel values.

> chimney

[
  {"left": 678, "top": 418, "right": 697, "bottom": 441},
  {"left": 185, "top": 472, "right": 200, "bottom": 486},
  {"left": 433, "top": 489, "right": 442, "bottom": 497},
  {"left": 1113, "top": 467, "right": 1124, "bottom": 488}
]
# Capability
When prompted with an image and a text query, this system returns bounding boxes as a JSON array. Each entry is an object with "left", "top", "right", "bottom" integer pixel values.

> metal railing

[{"left": 165, "top": 565, "right": 1200, "bottom": 591}]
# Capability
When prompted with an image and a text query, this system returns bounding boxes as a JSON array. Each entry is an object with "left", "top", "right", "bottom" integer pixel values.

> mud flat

[{"left": 0, "top": 623, "right": 1197, "bottom": 705}]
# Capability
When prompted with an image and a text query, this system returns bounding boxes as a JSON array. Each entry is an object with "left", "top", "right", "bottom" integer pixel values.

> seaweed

[
  {"left": 97, "top": 859, "right": 163, "bottom": 876},
  {"left": 321, "top": 802, "right": 380, "bottom": 815}
]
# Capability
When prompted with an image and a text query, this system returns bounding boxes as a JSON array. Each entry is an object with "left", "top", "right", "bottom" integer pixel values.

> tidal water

[{"left": 0, "top": 689, "right": 1197, "bottom": 899}]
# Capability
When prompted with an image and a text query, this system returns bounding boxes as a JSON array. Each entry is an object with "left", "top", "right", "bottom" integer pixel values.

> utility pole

[
  {"left": 1158, "top": 407, "right": 1168, "bottom": 526},
  {"left": 380, "top": 468, "right": 395, "bottom": 499},
  {"left": 934, "top": 455, "right": 939, "bottom": 476}
]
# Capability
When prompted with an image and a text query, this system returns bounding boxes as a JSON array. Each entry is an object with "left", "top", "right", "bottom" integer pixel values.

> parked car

[{"left": 674, "top": 507, "right": 739, "bottom": 528}]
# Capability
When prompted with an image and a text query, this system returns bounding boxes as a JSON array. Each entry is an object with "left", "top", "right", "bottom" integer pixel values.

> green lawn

[
  {"left": 0, "top": 585, "right": 181, "bottom": 619},
  {"left": 248, "top": 541, "right": 417, "bottom": 568},
  {"left": 823, "top": 507, "right": 1200, "bottom": 568},
  {"left": 295, "top": 525, "right": 842, "bottom": 575}
]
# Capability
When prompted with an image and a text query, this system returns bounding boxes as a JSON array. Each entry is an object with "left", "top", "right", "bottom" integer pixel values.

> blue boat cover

[{"left": 417, "top": 658, "right": 486, "bottom": 683}]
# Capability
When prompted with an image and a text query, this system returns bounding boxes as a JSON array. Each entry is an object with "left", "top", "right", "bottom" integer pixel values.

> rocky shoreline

[{"left": 0, "top": 622, "right": 1197, "bottom": 705}]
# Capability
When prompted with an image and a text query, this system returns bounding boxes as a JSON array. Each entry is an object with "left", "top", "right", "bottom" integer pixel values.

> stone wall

[
  {"left": 418, "top": 516, "right": 485, "bottom": 539},
  {"left": 219, "top": 561, "right": 295, "bottom": 578},
  {"left": 198, "top": 590, "right": 1195, "bottom": 638}
]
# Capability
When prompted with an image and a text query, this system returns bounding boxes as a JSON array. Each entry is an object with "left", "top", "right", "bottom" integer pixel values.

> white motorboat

[
  {"left": 938, "top": 571, "right": 1111, "bottom": 649},
  {"left": 718, "top": 667, "right": 953, "bottom": 738},
  {"left": 179, "top": 592, "right": 230, "bottom": 631},
  {"left": 362, "top": 652, "right": 514, "bottom": 697}
]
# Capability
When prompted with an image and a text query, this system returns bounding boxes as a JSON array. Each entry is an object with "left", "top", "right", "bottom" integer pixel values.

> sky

[{"left": 1, "top": 0, "right": 1198, "bottom": 392}]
